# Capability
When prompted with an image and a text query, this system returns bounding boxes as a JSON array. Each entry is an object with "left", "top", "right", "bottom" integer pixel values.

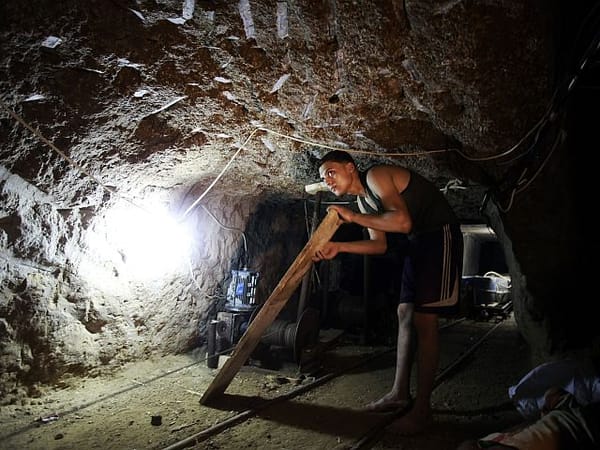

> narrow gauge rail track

[{"left": 161, "top": 317, "right": 507, "bottom": 450}]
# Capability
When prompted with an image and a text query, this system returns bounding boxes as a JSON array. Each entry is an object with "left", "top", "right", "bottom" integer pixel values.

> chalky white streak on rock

[
  {"left": 270, "top": 74, "right": 290, "bottom": 94},
  {"left": 238, "top": 0, "right": 255, "bottom": 40},
  {"left": 276, "top": 1, "right": 288, "bottom": 39},
  {"left": 182, "top": 0, "right": 195, "bottom": 20}
]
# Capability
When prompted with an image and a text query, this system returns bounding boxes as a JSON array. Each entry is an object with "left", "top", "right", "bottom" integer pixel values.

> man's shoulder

[
  {"left": 366, "top": 165, "right": 410, "bottom": 183},
  {"left": 366, "top": 164, "right": 407, "bottom": 174}
]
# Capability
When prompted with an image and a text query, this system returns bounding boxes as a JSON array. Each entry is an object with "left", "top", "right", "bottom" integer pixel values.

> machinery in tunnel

[
  {"left": 206, "top": 266, "right": 321, "bottom": 370},
  {"left": 213, "top": 267, "right": 260, "bottom": 358},
  {"left": 203, "top": 213, "right": 512, "bottom": 371},
  {"left": 460, "top": 224, "right": 512, "bottom": 319},
  {"left": 206, "top": 267, "right": 259, "bottom": 368}
]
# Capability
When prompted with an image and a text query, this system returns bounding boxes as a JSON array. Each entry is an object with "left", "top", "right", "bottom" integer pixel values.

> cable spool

[
  {"left": 260, "top": 308, "right": 320, "bottom": 364},
  {"left": 293, "top": 308, "right": 320, "bottom": 364},
  {"left": 261, "top": 319, "right": 292, "bottom": 347}
]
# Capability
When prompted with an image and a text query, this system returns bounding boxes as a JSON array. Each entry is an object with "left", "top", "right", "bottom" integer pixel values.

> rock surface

[{"left": 0, "top": 0, "right": 598, "bottom": 401}]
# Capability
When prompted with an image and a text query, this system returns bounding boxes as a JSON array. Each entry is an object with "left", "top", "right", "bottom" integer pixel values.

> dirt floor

[{"left": 0, "top": 313, "right": 531, "bottom": 450}]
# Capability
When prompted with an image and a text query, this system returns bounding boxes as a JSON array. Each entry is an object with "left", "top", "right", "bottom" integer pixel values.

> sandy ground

[{"left": 0, "top": 314, "right": 530, "bottom": 450}]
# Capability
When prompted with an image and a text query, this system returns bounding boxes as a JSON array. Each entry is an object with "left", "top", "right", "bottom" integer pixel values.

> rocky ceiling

[
  {"left": 2, "top": 0, "right": 559, "bottom": 203},
  {"left": 1, "top": 0, "right": 599, "bottom": 396}
]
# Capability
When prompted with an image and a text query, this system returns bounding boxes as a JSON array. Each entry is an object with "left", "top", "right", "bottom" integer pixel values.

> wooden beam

[{"left": 200, "top": 209, "right": 342, "bottom": 404}]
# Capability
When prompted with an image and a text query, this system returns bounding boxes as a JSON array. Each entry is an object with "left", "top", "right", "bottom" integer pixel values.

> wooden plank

[{"left": 200, "top": 209, "right": 342, "bottom": 404}]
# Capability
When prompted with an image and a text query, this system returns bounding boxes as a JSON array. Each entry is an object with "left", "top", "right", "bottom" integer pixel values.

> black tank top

[{"left": 356, "top": 167, "right": 457, "bottom": 235}]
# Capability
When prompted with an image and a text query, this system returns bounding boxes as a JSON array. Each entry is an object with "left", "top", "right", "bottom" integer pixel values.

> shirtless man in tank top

[{"left": 313, "top": 150, "right": 463, "bottom": 435}]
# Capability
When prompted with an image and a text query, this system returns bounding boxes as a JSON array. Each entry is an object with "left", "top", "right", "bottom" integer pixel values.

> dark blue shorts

[{"left": 399, "top": 223, "right": 463, "bottom": 315}]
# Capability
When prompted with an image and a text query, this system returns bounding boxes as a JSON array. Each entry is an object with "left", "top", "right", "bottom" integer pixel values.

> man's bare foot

[
  {"left": 388, "top": 408, "right": 433, "bottom": 435},
  {"left": 363, "top": 394, "right": 412, "bottom": 413}
]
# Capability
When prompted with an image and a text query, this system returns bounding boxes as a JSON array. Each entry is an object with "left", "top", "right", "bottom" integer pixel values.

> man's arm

[{"left": 313, "top": 208, "right": 386, "bottom": 260}]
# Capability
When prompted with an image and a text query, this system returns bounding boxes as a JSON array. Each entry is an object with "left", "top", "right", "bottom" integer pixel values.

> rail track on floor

[{"left": 161, "top": 316, "right": 508, "bottom": 450}]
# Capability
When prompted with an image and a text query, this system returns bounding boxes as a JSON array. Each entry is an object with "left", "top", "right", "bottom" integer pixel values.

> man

[
  {"left": 456, "top": 388, "right": 600, "bottom": 449},
  {"left": 456, "top": 356, "right": 600, "bottom": 449},
  {"left": 312, "top": 150, "right": 463, "bottom": 434}
]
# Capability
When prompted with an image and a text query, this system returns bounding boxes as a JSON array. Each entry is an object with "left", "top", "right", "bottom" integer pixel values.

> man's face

[{"left": 319, "top": 161, "right": 353, "bottom": 196}]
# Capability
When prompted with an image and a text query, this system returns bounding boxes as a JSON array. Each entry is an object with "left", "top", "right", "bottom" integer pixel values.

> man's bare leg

[
  {"left": 391, "top": 311, "right": 438, "bottom": 433},
  {"left": 365, "top": 303, "right": 414, "bottom": 412}
]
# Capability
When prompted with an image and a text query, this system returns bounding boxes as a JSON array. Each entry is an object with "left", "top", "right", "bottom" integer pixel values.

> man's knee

[{"left": 396, "top": 303, "right": 412, "bottom": 327}]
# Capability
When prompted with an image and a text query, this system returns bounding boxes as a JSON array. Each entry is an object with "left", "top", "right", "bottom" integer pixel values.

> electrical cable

[
  {"left": 0, "top": 98, "right": 115, "bottom": 196},
  {"left": 512, "top": 130, "right": 565, "bottom": 197},
  {"left": 489, "top": 5, "right": 600, "bottom": 213},
  {"left": 180, "top": 127, "right": 261, "bottom": 219},
  {"left": 0, "top": 97, "right": 158, "bottom": 218},
  {"left": 496, "top": 129, "right": 565, "bottom": 213},
  {"left": 0, "top": 92, "right": 555, "bottom": 228},
  {"left": 199, "top": 204, "right": 248, "bottom": 266},
  {"left": 0, "top": 96, "right": 253, "bottom": 288},
  {"left": 4, "top": 16, "right": 597, "bottom": 224},
  {"left": 258, "top": 126, "right": 456, "bottom": 157},
  {"left": 569, "top": 2, "right": 600, "bottom": 74}
]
